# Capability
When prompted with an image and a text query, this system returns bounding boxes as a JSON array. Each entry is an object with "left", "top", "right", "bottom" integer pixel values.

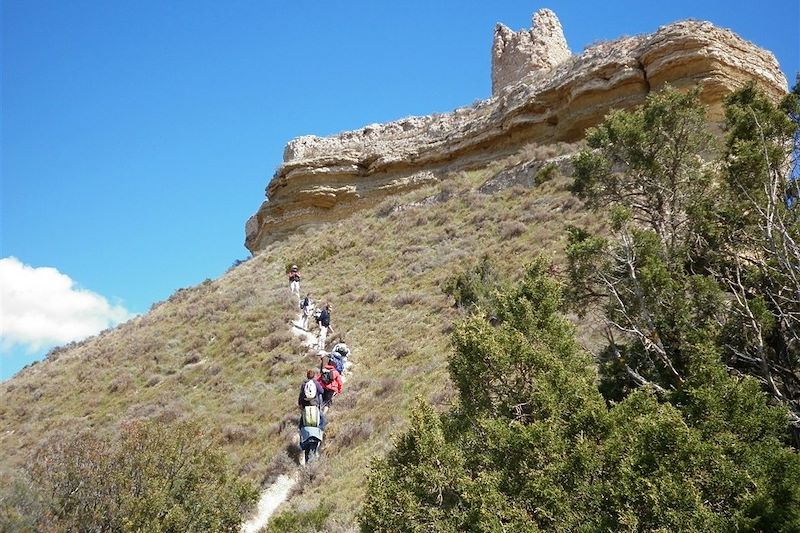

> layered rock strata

[{"left": 245, "top": 13, "right": 787, "bottom": 253}]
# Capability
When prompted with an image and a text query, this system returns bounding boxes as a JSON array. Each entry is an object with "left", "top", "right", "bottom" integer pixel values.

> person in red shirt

[
  {"left": 315, "top": 355, "right": 343, "bottom": 412},
  {"left": 288, "top": 265, "right": 301, "bottom": 295}
]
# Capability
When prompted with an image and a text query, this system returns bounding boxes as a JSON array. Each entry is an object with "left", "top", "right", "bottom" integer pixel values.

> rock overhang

[{"left": 244, "top": 11, "right": 787, "bottom": 253}]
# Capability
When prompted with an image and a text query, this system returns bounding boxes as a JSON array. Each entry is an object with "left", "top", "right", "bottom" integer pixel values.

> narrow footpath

[
  {"left": 240, "top": 307, "right": 352, "bottom": 532},
  {"left": 240, "top": 473, "right": 298, "bottom": 533}
]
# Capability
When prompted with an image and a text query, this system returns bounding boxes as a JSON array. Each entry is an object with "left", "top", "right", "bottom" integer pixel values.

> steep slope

[
  {"left": 1, "top": 145, "right": 606, "bottom": 527},
  {"left": 3, "top": 11, "right": 790, "bottom": 530}
]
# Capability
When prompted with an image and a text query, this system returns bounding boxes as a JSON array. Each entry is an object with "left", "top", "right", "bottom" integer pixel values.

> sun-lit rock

[
  {"left": 492, "top": 8, "right": 572, "bottom": 95},
  {"left": 245, "top": 14, "right": 787, "bottom": 253}
]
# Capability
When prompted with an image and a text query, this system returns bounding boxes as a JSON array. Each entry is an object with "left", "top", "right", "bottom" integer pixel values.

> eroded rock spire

[{"left": 492, "top": 8, "right": 571, "bottom": 95}]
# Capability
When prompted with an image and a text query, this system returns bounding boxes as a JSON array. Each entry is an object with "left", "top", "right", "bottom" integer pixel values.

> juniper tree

[
  {"left": 717, "top": 84, "right": 800, "bottom": 427},
  {"left": 360, "top": 259, "right": 800, "bottom": 532},
  {"left": 567, "top": 84, "right": 800, "bottom": 429}
]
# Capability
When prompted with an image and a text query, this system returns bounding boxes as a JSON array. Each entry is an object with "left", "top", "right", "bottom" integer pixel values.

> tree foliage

[
  {"left": 17, "top": 419, "right": 257, "bottom": 532},
  {"left": 571, "top": 87, "right": 716, "bottom": 252},
  {"left": 360, "top": 260, "right": 800, "bottom": 531},
  {"left": 441, "top": 255, "right": 501, "bottom": 311},
  {"left": 567, "top": 84, "right": 800, "bottom": 430},
  {"left": 717, "top": 85, "right": 800, "bottom": 423}
]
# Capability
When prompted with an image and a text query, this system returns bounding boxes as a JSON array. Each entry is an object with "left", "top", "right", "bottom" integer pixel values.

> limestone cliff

[{"left": 245, "top": 11, "right": 787, "bottom": 253}]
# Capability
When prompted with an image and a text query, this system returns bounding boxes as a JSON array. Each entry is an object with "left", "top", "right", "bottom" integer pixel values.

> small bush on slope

[
  {"left": 24, "top": 419, "right": 257, "bottom": 532},
  {"left": 0, "top": 468, "right": 48, "bottom": 532},
  {"left": 441, "top": 255, "right": 501, "bottom": 310},
  {"left": 360, "top": 259, "right": 800, "bottom": 532},
  {"left": 266, "top": 502, "right": 332, "bottom": 533}
]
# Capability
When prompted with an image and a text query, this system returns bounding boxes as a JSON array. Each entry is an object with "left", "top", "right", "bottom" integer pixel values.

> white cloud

[{"left": 0, "top": 257, "right": 134, "bottom": 353}]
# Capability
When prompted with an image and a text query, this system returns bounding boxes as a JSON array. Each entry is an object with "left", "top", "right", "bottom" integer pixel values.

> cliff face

[{"left": 245, "top": 11, "right": 787, "bottom": 253}]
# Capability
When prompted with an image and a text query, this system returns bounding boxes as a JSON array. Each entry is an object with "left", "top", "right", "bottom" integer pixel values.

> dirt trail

[
  {"left": 241, "top": 308, "right": 351, "bottom": 532},
  {"left": 290, "top": 311, "right": 320, "bottom": 349},
  {"left": 240, "top": 473, "right": 299, "bottom": 533}
]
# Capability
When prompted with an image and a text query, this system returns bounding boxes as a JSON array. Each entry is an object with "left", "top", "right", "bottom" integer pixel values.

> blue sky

[{"left": 2, "top": 0, "right": 798, "bottom": 379}]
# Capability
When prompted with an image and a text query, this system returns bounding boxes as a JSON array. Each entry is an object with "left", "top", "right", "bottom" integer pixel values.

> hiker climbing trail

[
  {"left": 242, "top": 291, "right": 355, "bottom": 531},
  {"left": 241, "top": 311, "right": 315, "bottom": 533}
]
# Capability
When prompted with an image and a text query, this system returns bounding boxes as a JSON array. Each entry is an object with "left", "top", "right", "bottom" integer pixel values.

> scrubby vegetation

[
  {"left": 568, "top": 84, "right": 800, "bottom": 434},
  {"left": 360, "top": 85, "right": 800, "bottom": 531},
  {"left": 267, "top": 502, "right": 332, "bottom": 532},
  {"left": 2, "top": 83, "right": 797, "bottom": 530},
  {"left": 2, "top": 420, "right": 256, "bottom": 531},
  {"left": 361, "top": 259, "right": 800, "bottom": 532}
]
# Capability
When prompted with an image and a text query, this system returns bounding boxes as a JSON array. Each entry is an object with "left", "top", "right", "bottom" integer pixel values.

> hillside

[
  {"left": 2, "top": 10, "right": 794, "bottom": 532},
  {"left": 1, "top": 144, "right": 605, "bottom": 528}
]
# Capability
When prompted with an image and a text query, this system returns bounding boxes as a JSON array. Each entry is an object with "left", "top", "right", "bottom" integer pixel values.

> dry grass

[
  {"left": 500, "top": 220, "right": 527, "bottom": 240},
  {"left": 392, "top": 292, "right": 424, "bottom": 307},
  {"left": 0, "top": 152, "right": 609, "bottom": 528}
]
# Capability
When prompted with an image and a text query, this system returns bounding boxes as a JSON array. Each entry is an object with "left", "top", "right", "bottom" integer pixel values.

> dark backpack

[
  {"left": 321, "top": 368, "right": 334, "bottom": 384},
  {"left": 319, "top": 309, "right": 330, "bottom": 327}
]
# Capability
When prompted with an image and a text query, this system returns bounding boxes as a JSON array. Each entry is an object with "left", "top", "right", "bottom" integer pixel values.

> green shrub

[
  {"left": 0, "top": 468, "right": 49, "bottom": 533},
  {"left": 440, "top": 256, "right": 500, "bottom": 310},
  {"left": 267, "top": 503, "right": 333, "bottom": 532},
  {"left": 533, "top": 162, "right": 558, "bottom": 185},
  {"left": 360, "top": 260, "right": 800, "bottom": 532},
  {"left": 29, "top": 419, "right": 257, "bottom": 532}
]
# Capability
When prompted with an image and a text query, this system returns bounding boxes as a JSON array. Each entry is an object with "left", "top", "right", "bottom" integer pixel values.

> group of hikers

[
  {"left": 300, "top": 293, "right": 332, "bottom": 349},
  {"left": 287, "top": 265, "right": 351, "bottom": 463}
]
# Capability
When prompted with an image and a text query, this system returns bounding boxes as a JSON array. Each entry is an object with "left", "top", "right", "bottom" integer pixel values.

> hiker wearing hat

[{"left": 288, "top": 265, "right": 301, "bottom": 295}]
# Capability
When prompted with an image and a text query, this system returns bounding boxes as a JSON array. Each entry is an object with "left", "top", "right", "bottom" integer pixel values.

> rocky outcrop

[
  {"left": 492, "top": 9, "right": 571, "bottom": 95},
  {"left": 245, "top": 13, "right": 787, "bottom": 253}
]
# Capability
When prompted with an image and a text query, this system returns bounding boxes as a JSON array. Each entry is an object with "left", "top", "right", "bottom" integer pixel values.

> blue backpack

[{"left": 329, "top": 352, "right": 345, "bottom": 373}]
